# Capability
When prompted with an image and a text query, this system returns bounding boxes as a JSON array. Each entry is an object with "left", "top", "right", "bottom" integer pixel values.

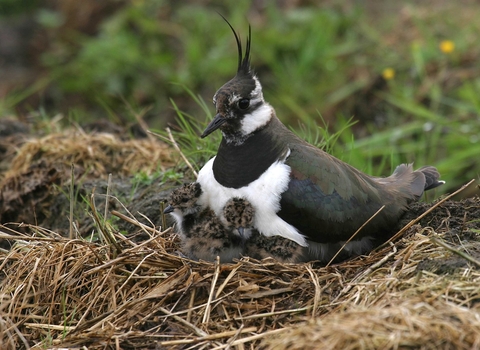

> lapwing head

[
  {"left": 201, "top": 20, "right": 272, "bottom": 144},
  {"left": 223, "top": 197, "right": 254, "bottom": 240},
  {"left": 163, "top": 182, "right": 202, "bottom": 216}
]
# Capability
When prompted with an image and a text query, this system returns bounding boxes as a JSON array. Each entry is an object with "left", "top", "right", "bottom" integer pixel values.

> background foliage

[{"left": 1, "top": 0, "right": 479, "bottom": 194}]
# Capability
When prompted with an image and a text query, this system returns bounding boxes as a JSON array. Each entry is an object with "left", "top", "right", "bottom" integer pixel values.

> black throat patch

[{"left": 212, "top": 123, "right": 287, "bottom": 188}]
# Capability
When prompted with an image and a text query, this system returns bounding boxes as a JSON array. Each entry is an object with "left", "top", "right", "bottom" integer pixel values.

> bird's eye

[{"left": 238, "top": 98, "right": 250, "bottom": 110}]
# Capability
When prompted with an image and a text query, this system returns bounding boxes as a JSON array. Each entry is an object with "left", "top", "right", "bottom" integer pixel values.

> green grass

[
  {"left": 130, "top": 168, "right": 184, "bottom": 198},
  {"left": 152, "top": 85, "right": 220, "bottom": 169},
  {"left": 1, "top": 1, "right": 480, "bottom": 194}
]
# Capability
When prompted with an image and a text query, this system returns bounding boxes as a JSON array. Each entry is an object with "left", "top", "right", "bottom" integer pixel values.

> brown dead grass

[
  {"left": 1, "top": 128, "right": 175, "bottom": 185},
  {"left": 0, "top": 127, "right": 177, "bottom": 227},
  {"left": 1, "top": 209, "right": 480, "bottom": 349},
  {"left": 1, "top": 129, "right": 479, "bottom": 349}
]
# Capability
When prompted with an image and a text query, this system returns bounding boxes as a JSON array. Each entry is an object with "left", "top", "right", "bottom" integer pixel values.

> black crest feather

[{"left": 219, "top": 15, "right": 251, "bottom": 75}]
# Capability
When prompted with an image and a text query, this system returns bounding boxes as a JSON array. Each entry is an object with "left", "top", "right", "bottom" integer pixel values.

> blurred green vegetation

[{"left": 1, "top": 0, "right": 479, "bottom": 195}]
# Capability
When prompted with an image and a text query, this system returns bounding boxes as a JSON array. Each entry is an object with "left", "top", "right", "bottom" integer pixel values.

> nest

[
  {"left": 1, "top": 127, "right": 479, "bottom": 349},
  {"left": 1, "top": 208, "right": 480, "bottom": 349}
]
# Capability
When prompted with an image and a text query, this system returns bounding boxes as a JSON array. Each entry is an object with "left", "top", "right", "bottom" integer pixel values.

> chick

[
  {"left": 164, "top": 183, "right": 243, "bottom": 262},
  {"left": 163, "top": 182, "right": 203, "bottom": 239},
  {"left": 223, "top": 197, "right": 304, "bottom": 263}
]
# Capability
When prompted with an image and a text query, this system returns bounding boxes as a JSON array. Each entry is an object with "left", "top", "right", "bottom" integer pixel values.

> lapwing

[
  {"left": 163, "top": 182, "right": 203, "bottom": 240},
  {"left": 196, "top": 20, "right": 444, "bottom": 262},
  {"left": 164, "top": 183, "right": 244, "bottom": 262},
  {"left": 223, "top": 197, "right": 304, "bottom": 263}
]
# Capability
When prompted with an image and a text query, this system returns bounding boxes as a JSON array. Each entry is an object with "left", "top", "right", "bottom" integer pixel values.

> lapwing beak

[
  {"left": 201, "top": 114, "right": 227, "bottom": 138},
  {"left": 163, "top": 205, "right": 174, "bottom": 214},
  {"left": 237, "top": 226, "right": 245, "bottom": 239}
]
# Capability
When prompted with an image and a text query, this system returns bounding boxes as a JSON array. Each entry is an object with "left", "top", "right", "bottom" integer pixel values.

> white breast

[{"left": 197, "top": 156, "right": 307, "bottom": 247}]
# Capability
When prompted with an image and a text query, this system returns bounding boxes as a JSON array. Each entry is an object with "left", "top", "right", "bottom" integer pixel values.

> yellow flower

[
  {"left": 439, "top": 40, "right": 455, "bottom": 54},
  {"left": 382, "top": 68, "right": 395, "bottom": 80}
]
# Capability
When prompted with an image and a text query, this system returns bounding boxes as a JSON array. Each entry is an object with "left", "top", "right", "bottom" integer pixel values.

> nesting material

[
  {"left": 1, "top": 127, "right": 479, "bottom": 349},
  {"left": 1, "top": 210, "right": 480, "bottom": 349},
  {"left": 263, "top": 298, "right": 480, "bottom": 350}
]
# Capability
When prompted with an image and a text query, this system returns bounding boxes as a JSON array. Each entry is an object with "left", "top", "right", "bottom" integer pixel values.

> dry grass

[
  {"left": 264, "top": 297, "right": 480, "bottom": 350},
  {"left": 1, "top": 212, "right": 480, "bottom": 349},
  {"left": 1, "top": 129, "right": 479, "bottom": 349},
  {"left": 0, "top": 128, "right": 175, "bottom": 185},
  {"left": 0, "top": 127, "right": 177, "bottom": 230}
]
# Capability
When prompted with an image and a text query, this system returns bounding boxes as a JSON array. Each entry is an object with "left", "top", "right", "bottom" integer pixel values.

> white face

[
  {"left": 169, "top": 210, "right": 185, "bottom": 226},
  {"left": 237, "top": 76, "right": 271, "bottom": 135},
  {"left": 213, "top": 75, "right": 273, "bottom": 145},
  {"left": 239, "top": 102, "right": 273, "bottom": 136}
]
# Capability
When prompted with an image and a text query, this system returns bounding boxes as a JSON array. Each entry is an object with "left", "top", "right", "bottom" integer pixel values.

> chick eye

[{"left": 238, "top": 98, "right": 250, "bottom": 110}]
